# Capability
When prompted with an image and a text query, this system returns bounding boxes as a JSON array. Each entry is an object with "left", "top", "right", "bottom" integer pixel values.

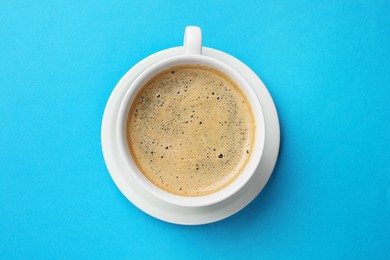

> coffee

[{"left": 126, "top": 65, "right": 255, "bottom": 196}]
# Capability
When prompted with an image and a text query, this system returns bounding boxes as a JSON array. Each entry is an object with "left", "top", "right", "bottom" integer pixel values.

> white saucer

[{"left": 101, "top": 47, "right": 280, "bottom": 225}]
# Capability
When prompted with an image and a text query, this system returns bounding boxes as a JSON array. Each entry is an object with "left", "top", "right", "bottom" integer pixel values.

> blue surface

[{"left": 1, "top": 0, "right": 389, "bottom": 259}]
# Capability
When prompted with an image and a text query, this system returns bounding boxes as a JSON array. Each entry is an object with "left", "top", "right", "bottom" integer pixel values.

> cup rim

[{"left": 116, "top": 54, "right": 265, "bottom": 207}]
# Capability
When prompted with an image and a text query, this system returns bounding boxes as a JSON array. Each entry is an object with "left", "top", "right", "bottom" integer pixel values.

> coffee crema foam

[{"left": 126, "top": 65, "right": 255, "bottom": 196}]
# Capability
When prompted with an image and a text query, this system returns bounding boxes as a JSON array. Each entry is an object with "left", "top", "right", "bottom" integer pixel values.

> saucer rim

[{"left": 101, "top": 46, "right": 280, "bottom": 225}]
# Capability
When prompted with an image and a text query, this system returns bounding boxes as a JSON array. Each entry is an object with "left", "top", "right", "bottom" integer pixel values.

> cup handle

[{"left": 184, "top": 26, "right": 202, "bottom": 55}]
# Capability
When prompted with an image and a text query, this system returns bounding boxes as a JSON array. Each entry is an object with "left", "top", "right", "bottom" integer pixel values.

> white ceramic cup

[{"left": 116, "top": 26, "right": 265, "bottom": 207}]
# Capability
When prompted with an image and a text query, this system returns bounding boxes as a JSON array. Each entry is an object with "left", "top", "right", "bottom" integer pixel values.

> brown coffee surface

[{"left": 126, "top": 65, "right": 255, "bottom": 196}]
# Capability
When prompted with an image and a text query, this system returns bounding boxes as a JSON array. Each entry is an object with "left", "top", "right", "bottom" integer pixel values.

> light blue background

[{"left": 1, "top": 0, "right": 389, "bottom": 259}]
